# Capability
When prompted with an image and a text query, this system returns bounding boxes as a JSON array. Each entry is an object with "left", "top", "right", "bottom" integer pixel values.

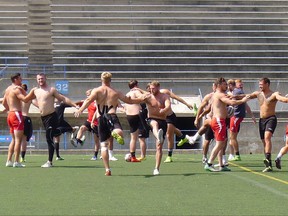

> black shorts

[
  {"left": 98, "top": 113, "right": 122, "bottom": 142},
  {"left": 147, "top": 118, "right": 167, "bottom": 141},
  {"left": 166, "top": 112, "right": 177, "bottom": 126},
  {"left": 204, "top": 125, "right": 214, "bottom": 141},
  {"left": 259, "top": 115, "right": 277, "bottom": 139},
  {"left": 127, "top": 115, "right": 140, "bottom": 133},
  {"left": 23, "top": 116, "right": 33, "bottom": 142},
  {"left": 83, "top": 120, "right": 98, "bottom": 135}
]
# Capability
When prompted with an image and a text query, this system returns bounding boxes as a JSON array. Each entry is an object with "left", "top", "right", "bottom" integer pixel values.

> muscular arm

[
  {"left": 274, "top": 92, "right": 288, "bottom": 103},
  {"left": 161, "top": 88, "right": 193, "bottom": 109}
]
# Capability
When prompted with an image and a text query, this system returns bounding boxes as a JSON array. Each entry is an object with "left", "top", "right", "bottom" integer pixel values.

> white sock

[
  {"left": 108, "top": 150, "right": 113, "bottom": 158},
  {"left": 276, "top": 152, "right": 282, "bottom": 159},
  {"left": 193, "top": 132, "right": 201, "bottom": 140}
]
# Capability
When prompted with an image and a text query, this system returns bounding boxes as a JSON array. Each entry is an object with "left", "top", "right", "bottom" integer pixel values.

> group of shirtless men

[{"left": 2, "top": 72, "right": 288, "bottom": 175}]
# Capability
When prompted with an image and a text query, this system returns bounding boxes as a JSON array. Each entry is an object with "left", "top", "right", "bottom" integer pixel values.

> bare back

[
  {"left": 125, "top": 89, "right": 141, "bottom": 115},
  {"left": 94, "top": 85, "right": 120, "bottom": 117}
]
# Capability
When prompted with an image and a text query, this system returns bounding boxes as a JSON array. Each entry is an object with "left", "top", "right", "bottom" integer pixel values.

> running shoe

[
  {"left": 153, "top": 168, "right": 160, "bottom": 175},
  {"left": 56, "top": 156, "right": 64, "bottom": 161},
  {"left": 262, "top": 166, "right": 273, "bottom": 172},
  {"left": 263, "top": 158, "right": 270, "bottom": 167},
  {"left": 70, "top": 138, "right": 77, "bottom": 147},
  {"left": 13, "top": 162, "right": 25, "bottom": 168},
  {"left": 5, "top": 160, "right": 13, "bottom": 167},
  {"left": 187, "top": 135, "right": 197, "bottom": 145},
  {"left": 230, "top": 155, "right": 241, "bottom": 161},
  {"left": 111, "top": 131, "right": 124, "bottom": 145},
  {"left": 202, "top": 157, "right": 208, "bottom": 164},
  {"left": 131, "top": 157, "right": 141, "bottom": 162},
  {"left": 20, "top": 158, "right": 26, "bottom": 163},
  {"left": 228, "top": 154, "right": 234, "bottom": 161},
  {"left": 137, "top": 156, "right": 146, "bottom": 161},
  {"left": 275, "top": 158, "right": 281, "bottom": 169},
  {"left": 41, "top": 161, "right": 52, "bottom": 168},
  {"left": 177, "top": 137, "right": 188, "bottom": 147},
  {"left": 164, "top": 156, "right": 173, "bottom": 163},
  {"left": 219, "top": 166, "right": 231, "bottom": 172},
  {"left": 91, "top": 156, "right": 97, "bottom": 161},
  {"left": 109, "top": 156, "right": 118, "bottom": 161},
  {"left": 204, "top": 164, "right": 218, "bottom": 172},
  {"left": 105, "top": 170, "right": 111, "bottom": 176}
]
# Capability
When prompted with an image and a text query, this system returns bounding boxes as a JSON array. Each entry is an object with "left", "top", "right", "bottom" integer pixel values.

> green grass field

[{"left": 0, "top": 153, "right": 287, "bottom": 215}]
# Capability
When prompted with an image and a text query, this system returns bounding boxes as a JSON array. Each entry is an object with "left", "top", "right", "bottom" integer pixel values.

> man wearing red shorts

[
  {"left": 204, "top": 77, "right": 249, "bottom": 172},
  {"left": 2, "top": 73, "right": 34, "bottom": 167}
]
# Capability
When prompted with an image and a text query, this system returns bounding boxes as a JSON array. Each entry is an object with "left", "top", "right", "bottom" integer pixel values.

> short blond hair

[
  {"left": 101, "top": 71, "right": 112, "bottom": 82},
  {"left": 235, "top": 79, "right": 242, "bottom": 83},
  {"left": 227, "top": 79, "right": 235, "bottom": 85}
]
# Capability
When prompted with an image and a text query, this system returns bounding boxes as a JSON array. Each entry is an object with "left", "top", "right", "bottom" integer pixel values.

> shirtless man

[
  {"left": 2, "top": 73, "right": 35, "bottom": 167},
  {"left": 74, "top": 72, "right": 145, "bottom": 176},
  {"left": 247, "top": 77, "right": 288, "bottom": 172},
  {"left": 125, "top": 80, "right": 148, "bottom": 162},
  {"left": 28, "top": 73, "right": 77, "bottom": 168},
  {"left": 179, "top": 82, "right": 217, "bottom": 164},
  {"left": 159, "top": 88, "right": 193, "bottom": 163},
  {"left": 204, "top": 77, "right": 249, "bottom": 172},
  {"left": 20, "top": 84, "right": 36, "bottom": 163},
  {"left": 144, "top": 81, "right": 171, "bottom": 175}
]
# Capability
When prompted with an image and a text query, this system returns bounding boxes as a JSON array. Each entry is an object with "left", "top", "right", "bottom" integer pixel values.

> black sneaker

[
  {"left": 262, "top": 166, "right": 273, "bottom": 172},
  {"left": 263, "top": 158, "right": 270, "bottom": 167},
  {"left": 275, "top": 158, "right": 281, "bottom": 170}
]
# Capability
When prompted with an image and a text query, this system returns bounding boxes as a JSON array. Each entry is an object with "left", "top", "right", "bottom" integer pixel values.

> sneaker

[
  {"left": 105, "top": 170, "right": 111, "bottom": 176},
  {"left": 91, "top": 156, "right": 97, "bottom": 161},
  {"left": 202, "top": 157, "right": 208, "bottom": 164},
  {"left": 230, "top": 155, "right": 241, "bottom": 161},
  {"left": 262, "top": 166, "right": 273, "bottom": 172},
  {"left": 219, "top": 166, "right": 231, "bottom": 171},
  {"left": 56, "top": 156, "right": 64, "bottom": 161},
  {"left": 228, "top": 154, "right": 234, "bottom": 161},
  {"left": 109, "top": 156, "right": 118, "bottom": 161},
  {"left": 13, "top": 162, "right": 25, "bottom": 168},
  {"left": 70, "top": 138, "right": 77, "bottom": 147},
  {"left": 153, "top": 168, "right": 160, "bottom": 175},
  {"left": 157, "top": 129, "right": 164, "bottom": 144},
  {"left": 111, "top": 131, "right": 124, "bottom": 145},
  {"left": 20, "top": 158, "right": 26, "bottom": 163},
  {"left": 164, "top": 156, "right": 173, "bottom": 163},
  {"left": 131, "top": 157, "right": 141, "bottom": 162},
  {"left": 5, "top": 160, "right": 13, "bottom": 167},
  {"left": 177, "top": 137, "right": 188, "bottom": 147},
  {"left": 275, "top": 158, "right": 281, "bottom": 169},
  {"left": 187, "top": 135, "right": 197, "bottom": 145},
  {"left": 263, "top": 158, "right": 270, "bottom": 167},
  {"left": 137, "top": 156, "right": 146, "bottom": 161},
  {"left": 193, "top": 103, "right": 198, "bottom": 115},
  {"left": 204, "top": 164, "right": 219, "bottom": 172},
  {"left": 41, "top": 161, "right": 52, "bottom": 168}
]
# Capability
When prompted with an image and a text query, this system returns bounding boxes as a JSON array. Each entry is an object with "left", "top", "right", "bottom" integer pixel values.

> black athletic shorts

[
  {"left": 23, "top": 116, "right": 33, "bottom": 142},
  {"left": 259, "top": 115, "right": 277, "bottom": 140}
]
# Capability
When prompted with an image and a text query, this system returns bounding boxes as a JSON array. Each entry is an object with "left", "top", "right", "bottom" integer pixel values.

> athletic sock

[
  {"left": 235, "top": 151, "right": 240, "bottom": 156},
  {"left": 265, "top": 153, "right": 272, "bottom": 166},
  {"left": 179, "top": 134, "right": 185, "bottom": 140},
  {"left": 55, "top": 142, "right": 60, "bottom": 157},
  {"left": 21, "top": 151, "right": 26, "bottom": 159},
  {"left": 168, "top": 149, "right": 173, "bottom": 157},
  {"left": 131, "top": 152, "right": 136, "bottom": 157},
  {"left": 94, "top": 151, "right": 98, "bottom": 157}
]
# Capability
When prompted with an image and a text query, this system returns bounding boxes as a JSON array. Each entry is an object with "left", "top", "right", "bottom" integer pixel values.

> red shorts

[
  {"left": 229, "top": 116, "right": 244, "bottom": 133},
  {"left": 210, "top": 117, "right": 227, "bottom": 141},
  {"left": 7, "top": 111, "right": 24, "bottom": 133},
  {"left": 286, "top": 124, "right": 288, "bottom": 135}
]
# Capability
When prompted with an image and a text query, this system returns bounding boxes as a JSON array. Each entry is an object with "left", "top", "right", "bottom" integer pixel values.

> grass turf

[{"left": 0, "top": 153, "right": 287, "bottom": 215}]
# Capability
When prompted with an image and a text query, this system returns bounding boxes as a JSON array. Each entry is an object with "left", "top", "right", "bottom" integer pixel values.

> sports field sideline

[{"left": 0, "top": 153, "right": 287, "bottom": 216}]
